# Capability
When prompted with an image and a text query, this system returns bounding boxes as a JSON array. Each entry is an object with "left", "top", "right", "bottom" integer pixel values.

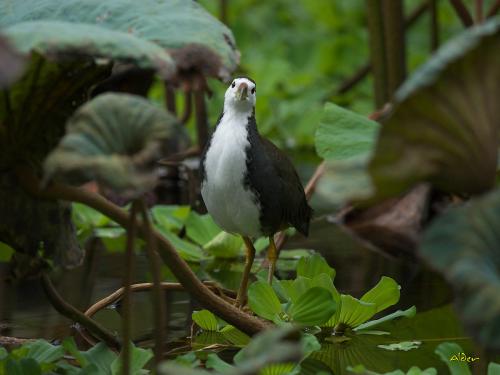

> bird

[{"left": 200, "top": 77, "right": 312, "bottom": 306}]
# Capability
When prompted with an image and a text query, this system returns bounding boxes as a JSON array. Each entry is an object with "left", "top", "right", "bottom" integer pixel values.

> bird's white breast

[{"left": 201, "top": 111, "right": 262, "bottom": 238}]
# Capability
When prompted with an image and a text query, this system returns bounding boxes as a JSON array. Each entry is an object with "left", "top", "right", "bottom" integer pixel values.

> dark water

[{"left": 1, "top": 177, "right": 498, "bottom": 375}]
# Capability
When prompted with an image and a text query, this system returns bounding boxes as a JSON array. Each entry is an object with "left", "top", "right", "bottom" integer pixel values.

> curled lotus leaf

[
  {"left": 370, "top": 18, "right": 500, "bottom": 199},
  {"left": 44, "top": 93, "right": 186, "bottom": 197}
]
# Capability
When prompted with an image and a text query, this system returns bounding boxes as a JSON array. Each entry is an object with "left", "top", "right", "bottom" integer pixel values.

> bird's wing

[{"left": 260, "top": 136, "right": 312, "bottom": 236}]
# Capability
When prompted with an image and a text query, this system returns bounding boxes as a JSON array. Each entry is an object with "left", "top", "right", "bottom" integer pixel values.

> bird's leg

[
  {"left": 236, "top": 236, "right": 256, "bottom": 307},
  {"left": 267, "top": 235, "right": 278, "bottom": 284}
]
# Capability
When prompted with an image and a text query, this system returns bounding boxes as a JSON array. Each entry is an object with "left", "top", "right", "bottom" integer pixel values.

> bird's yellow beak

[{"left": 236, "top": 82, "right": 248, "bottom": 100}]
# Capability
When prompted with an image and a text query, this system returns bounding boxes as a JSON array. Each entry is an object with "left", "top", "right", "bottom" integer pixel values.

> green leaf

[
  {"left": 315, "top": 102, "right": 379, "bottom": 161},
  {"left": 297, "top": 254, "right": 335, "bottom": 280},
  {"left": 95, "top": 227, "right": 127, "bottom": 253},
  {"left": 337, "top": 295, "right": 377, "bottom": 328},
  {"left": 81, "top": 343, "right": 117, "bottom": 375},
  {"left": 280, "top": 277, "right": 313, "bottom": 305},
  {"left": 0, "top": 0, "right": 239, "bottom": 79},
  {"left": 488, "top": 363, "right": 500, "bottom": 375},
  {"left": 290, "top": 287, "right": 337, "bottom": 326},
  {"left": 369, "top": 18, "right": 500, "bottom": 199},
  {"left": 185, "top": 212, "right": 221, "bottom": 246},
  {"left": 203, "top": 231, "right": 243, "bottom": 259},
  {"left": 22, "top": 340, "right": 64, "bottom": 364},
  {"left": 62, "top": 337, "right": 89, "bottom": 368},
  {"left": 5, "top": 358, "right": 42, "bottom": 375},
  {"left": 192, "top": 310, "right": 218, "bottom": 331},
  {"left": 220, "top": 325, "right": 251, "bottom": 347},
  {"left": 420, "top": 187, "right": 500, "bottom": 349},
  {"left": 354, "top": 306, "right": 416, "bottom": 331},
  {"left": 3, "top": 21, "right": 175, "bottom": 78},
  {"left": 44, "top": 93, "right": 186, "bottom": 197},
  {"left": 205, "top": 354, "right": 236, "bottom": 374},
  {"left": 157, "top": 228, "right": 208, "bottom": 263},
  {"left": 260, "top": 363, "right": 299, "bottom": 375},
  {"left": 311, "top": 273, "right": 340, "bottom": 304},
  {"left": 248, "top": 281, "right": 283, "bottom": 321},
  {"left": 159, "top": 363, "right": 212, "bottom": 375},
  {"left": 377, "top": 341, "right": 421, "bottom": 351},
  {"left": 111, "top": 342, "right": 153, "bottom": 375},
  {"left": 434, "top": 342, "right": 472, "bottom": 375},
  {"left": 0, "top": 241, "right": 15, "bottom": 262},
  {"left": 360, "top": 276, "right": 400, "bottom": 314},
  {"left": 72, "top": 203, "right": 111, "bottom": 230},
  {"left": 151, "top": 205, "right": 191, "bottom": 234}
]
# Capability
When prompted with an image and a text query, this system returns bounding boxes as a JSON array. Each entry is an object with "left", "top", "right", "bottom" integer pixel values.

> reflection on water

[{"left": 0, "top": 216, "right": 497, "bottom": 373}]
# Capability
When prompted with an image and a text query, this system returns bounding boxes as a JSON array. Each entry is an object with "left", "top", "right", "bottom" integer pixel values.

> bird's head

[{"left": 224, "top": 77, "right": 256, "bottom": 112}]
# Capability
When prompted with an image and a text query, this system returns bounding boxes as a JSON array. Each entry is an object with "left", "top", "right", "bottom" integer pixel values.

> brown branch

[
  {"left": 193, "top": 88, "right": 209, "bottom": 150},
  {"left": 41, "top": 273, "right": 120, "bottom": 348},
  {"left": 487, "top": 0, "right": 500, "bottom": 17},
  {"left": 165, "top": 83, "right": 177, "bottom": 116},
  {"left": 84, "top": 282, "right": 236, "bottom": 319},
  {"left": 138, "top": 200, "right": 166, "bottom": 367},
  {"left": 15, "top": 166, "right": 269, "bottom": 336},
  {"left": 0, "top": 336, "right": 35, "bottom": 346},
  {"left": 122, "top": 201, "right": 138, "bottom": 375},
  {"left": 475, "top": 0, "right": 484, "bottom": 23},
  {"left": 180, "top": 90, "right": 192, "bottom": 124},
  {"left": 448, "top": 0, "right": 474, "bottom": 26}
]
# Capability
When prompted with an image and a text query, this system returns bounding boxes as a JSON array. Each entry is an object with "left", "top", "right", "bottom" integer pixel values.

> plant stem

[
  {"left": 180, "top": 90, "right": 193, "bottom": 124},
  {"left": 16, "top": 166, "right": 269, "bottom": 335},
  {"left": 429, "top": 0, "right": 439, "bottom": 51},
  {"left": 138, "top": 200, "right": 166, "bottom": 369},
  {"left": 448, "top": 0, "right": 474, "bottom": 26},
  {"left": 165, "top": 83, "right": 177, "bottom": 116},
  {"left": 382, "top": 0, "right": 406, "bottom": 96},
  {"left": 475, "top": 0, "right": 484, "bottom": 23},
  {"left": 487, "top": 0, "right": 500, "bottom": 17},
  {"left": 122, "top": 200, "right": 139, "bottom": 375},
  {"left": 194, "top": 84, "right": 209, "bottom": 150},
  {"left": 40, "top": 273, "right": 120, "bottom": 348},
  {"left": 366, "top": 0, "right": 388, "bottom": 107}
]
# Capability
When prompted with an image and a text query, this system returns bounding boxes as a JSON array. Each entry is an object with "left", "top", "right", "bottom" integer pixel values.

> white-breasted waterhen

[{"left": 200, "top": 77, "right": 312, "bottom": 306}]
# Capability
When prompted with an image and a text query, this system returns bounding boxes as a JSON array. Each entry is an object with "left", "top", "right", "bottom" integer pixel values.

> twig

[
  {"left": 448, "top": 0, "right": 474, "bottom": 26},
  {"left": 84, "top": 282, "right": 236, "bottom": 320},
  {"left": 138, "top": 200, "right": 166, "bottom": 368},
  {"left": 16, "top": 166, "right": 269, "bottom": 335},
  {"left": 0, "top": 336, "right": 35, "bottom": 346},
  {"left": 193, "top": 88, "right": 209, "bottom": 150},
  {"left": 40, "top": 273, "right": 120, "bottom": 348},
  {"left": 122, "top": 201, "right": 139, "bottom": 375}
]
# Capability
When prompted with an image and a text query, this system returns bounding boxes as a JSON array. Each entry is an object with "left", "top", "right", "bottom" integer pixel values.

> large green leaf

[
  {"left": 192, "top": 310, "right": 219, "bottom": 331},
  {"left": 248, "top": 281, "right": 283, "bottom": 321},
  {"left": 369, "top": 18, "right": 500, "bottom": 199},
  {"left": 110, "top": 343, "right": 153, "bottom": 375},
  {"left": 336, "top": 295, "right": 378, "bottom": 329},
  {"left": 44, "top": 93, "right": 186, "bottom": 196},
  {"left": 434, "top": 342, "right": 471, "bottom": 375},
  {"left": 315, "top": 102, "right": 379, "bottom": 161},
  {"left": 0, "top": 0, "right": 239, "bottom": 79},
  {"left": 185, "top": 212, "right": 221, "bottom": 246},
  {"left": 3, "top": 21, "right": 175, "bottom": 78},
  {"left": 289, "top": 287, "right": 337, "bottom": 326},
  {"left": 420, "top": 187, "right": 500, "bottom": 350},
  {"left": 203, "top": 231, "right": 243, "bottom": 259}
]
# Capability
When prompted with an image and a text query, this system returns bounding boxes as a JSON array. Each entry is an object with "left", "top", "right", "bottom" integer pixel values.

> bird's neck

[{"left": 220, "top": 105, "right": 257, "bottom": 133}]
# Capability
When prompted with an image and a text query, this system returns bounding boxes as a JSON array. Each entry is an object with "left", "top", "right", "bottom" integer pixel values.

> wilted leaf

[
  {"left": 44, "top": 93, "right": 185, "bottom": 197},
  {"left": 289, "top": 287, "right": 337, "bottom": 326},
  {"left": 248, "top": 281, "right": 283, "bottom": 321},
  {"left": 420, "top": 187, "right": 500, "bottom": 350},
  {"left": 370, "top": 18, "right": 500, "bottom": 199},
  {"left": 377, "top": 341, "right": 421, "bottom": 351}
]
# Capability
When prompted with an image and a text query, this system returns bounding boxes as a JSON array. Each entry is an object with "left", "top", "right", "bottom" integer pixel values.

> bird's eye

[
  {"left": 251, "top": 88, "right": 255, "bottom": 94},
  {"left": 231, "top": 82, "right": 236, "bottom": 88}
]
